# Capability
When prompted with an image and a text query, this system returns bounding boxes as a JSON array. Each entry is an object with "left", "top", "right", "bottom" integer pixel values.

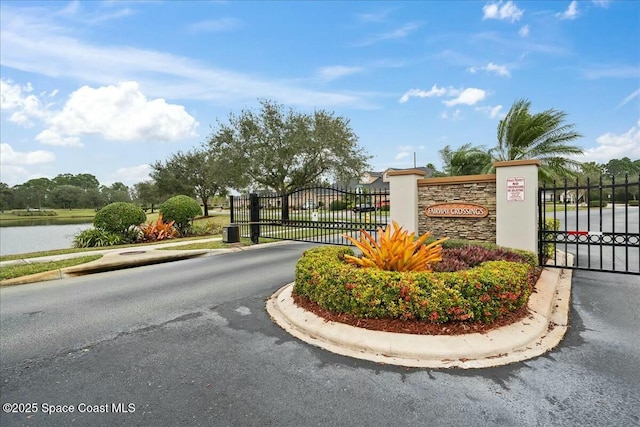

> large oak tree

[{"left": 207, "top": 100, "right": 370, "bottom": 193}]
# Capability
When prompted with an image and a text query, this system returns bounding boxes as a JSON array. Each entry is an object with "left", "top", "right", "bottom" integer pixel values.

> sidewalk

[{"left": 1, "top": 237, "right": 295, "bottom": 286}]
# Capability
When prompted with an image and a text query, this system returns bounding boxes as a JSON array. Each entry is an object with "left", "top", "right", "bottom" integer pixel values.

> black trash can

[{"left": 222, "top": 223, "right": 240, "bottom": 243}]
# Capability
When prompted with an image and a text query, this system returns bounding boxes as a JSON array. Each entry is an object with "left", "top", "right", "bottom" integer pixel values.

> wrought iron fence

[{"left": 539, "top": 174, "right": 639, "bottom": 275}]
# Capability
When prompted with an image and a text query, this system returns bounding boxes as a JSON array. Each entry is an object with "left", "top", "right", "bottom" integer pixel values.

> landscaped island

[{"left": 293, "top": 223, "right": 540, "bottom": 335}]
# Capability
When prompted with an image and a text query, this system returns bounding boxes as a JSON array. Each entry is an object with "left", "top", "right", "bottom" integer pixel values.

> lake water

[{"left": 0, "top": 223, "right": 94, "bottom": 256}]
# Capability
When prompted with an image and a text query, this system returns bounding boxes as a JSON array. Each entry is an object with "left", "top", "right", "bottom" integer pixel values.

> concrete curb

[{"left": 266, "top": 254, "right": 574, "bottom": 369}]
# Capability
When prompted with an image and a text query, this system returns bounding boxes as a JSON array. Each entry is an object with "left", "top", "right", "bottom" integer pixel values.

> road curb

[{"left": 266, "top": 254, "right": 574, "bottom": 369}]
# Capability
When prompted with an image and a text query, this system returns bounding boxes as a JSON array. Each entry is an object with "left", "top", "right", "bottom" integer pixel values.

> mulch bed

[{"left": 291, "top": 266, "right": 542, "bottom": 336}]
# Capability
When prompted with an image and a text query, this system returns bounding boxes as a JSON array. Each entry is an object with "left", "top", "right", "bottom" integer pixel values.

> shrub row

[
  {"left": 293, "top": 246, "right": 537, "bottom": 324},
  {"left": 12, "top": 210, "right": 57, "bottom": 217}
]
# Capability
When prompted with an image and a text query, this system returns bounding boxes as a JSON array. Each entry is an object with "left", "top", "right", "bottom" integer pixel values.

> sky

[{"left": 1, "top": 0, "right": 639, "bottom": 188}]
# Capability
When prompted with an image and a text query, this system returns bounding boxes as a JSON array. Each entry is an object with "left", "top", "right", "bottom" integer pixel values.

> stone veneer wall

[{"left": 417, "top": 175, "right": 497, "bottom": 242}]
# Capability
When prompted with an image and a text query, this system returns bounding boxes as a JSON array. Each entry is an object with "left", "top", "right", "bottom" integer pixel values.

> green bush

[
  {"left": 12, "top": 210, "right": 57, "bottom": 217},
  {"left": 160, "top": 195, "right": 202, "bottom": 235},
  {"left": 190, "top": 220, "right": 223, "bottom": 236},
  {"left": 588, "top": 199, "right": 607, "bottom": 207},
  {"left": 294, "top": 246, "right": 536, "bottom": 324},
  {"left": 628, "top": 200, "right": 639, "bottom": 207},
  {"left": 73, "top": 228, "right": 123, "bottom": 248},
  {"left": 93, "top": 202, "right": 146, "bottom": 234},
  {"left": 329, "top": 200, "right": 348, "bottom": 211},
  {"left": 540, "top": 218, "right": 560, "bottom": 259}
]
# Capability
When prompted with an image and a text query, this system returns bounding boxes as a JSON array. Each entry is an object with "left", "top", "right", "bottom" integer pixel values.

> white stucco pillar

[
  {"left": 494, "top": 160, "right": 540, "bottom": 253},
  {"left": 387, "top": 169, "right": 426, "bottom": 234}
]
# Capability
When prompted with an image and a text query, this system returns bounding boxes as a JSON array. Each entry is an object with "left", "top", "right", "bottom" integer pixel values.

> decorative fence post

[
  {"left": 249, "top": 193, "right": 260, "bottom": 244},
  {"left": 494, "top": 160, "right": 540, "bottom": 253}
]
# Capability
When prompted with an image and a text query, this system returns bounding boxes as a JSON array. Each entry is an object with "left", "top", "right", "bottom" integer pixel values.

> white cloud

[
  {"left": 36, "top": 81, "right": 198, "bottom": 146},
  {"left": 188, "top": 18, "right": 241, "bottom": 33},
  {"left": 0, "top": 79, "right": 47, "bottom": 125},
  {"left": 111, "top": 164, "right": 152, "bottom": 186},
  {"left": 318, "top": 66, "right": 363, "bottom": 81},
  {"left": 443, "top": 88, "right": 486, "bottom": 107},
  {"left": 400, "top": 85, "right": 487, "bottom": 107},
  {"left": 399, "top": 85, "right": 447, "bottom": 103},
  {"left": 353, "top": 22, "right": 420, "bottom": 46},
  {"left": 519, "top": 24, "right": 529, "bottom": 37},
  {"left": 557, "top": 1, "right": 579, "bottom": 20},
  {"left": 440, "top": 109, "right": 462, "bottom": 121},
  {"left": 35, "top": 130, "right": 83, "bottom": 147},
  {"left": 582, "top": 120, "right": 640, "bottom": 163},
  {"left": 476, "top": 104, "right": 504, "bottom": 119},
  {"left": 482, "top": 1, "right": 524, "bottom": 23},
  {"left": 468, "top": 62, "right": 510, "bottom": 77},
  {"left": 357, "top": 9, "right": 394, "bottom": 23},
  {"left": 395, "top": 151, "right": 410, "bottom": 161},
  {"left": 0, "top": 7, "right": 373, "bottom": 109},
  {"left": 591, "top": 0, "right": 611, "bottom": 8},
  {"left": 0, "top": 143, "right": 56, "bottom": 165},
  {"left": 617, "top": 89, "right": 640, "bottom": 109}
]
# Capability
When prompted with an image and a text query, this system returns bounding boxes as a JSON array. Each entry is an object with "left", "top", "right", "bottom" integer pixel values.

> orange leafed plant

[
  {"left": 140, "top": 214, "right": 178, "bottom": 242},
  {"left": 342, "top": 220, "right": 448, "bottom": 272}
]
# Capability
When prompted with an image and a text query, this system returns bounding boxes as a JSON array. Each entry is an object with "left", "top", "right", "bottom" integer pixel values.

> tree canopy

[
  {"left": 207, "top": 99, "right": 370, "bottom": 193},
  {"left": 489, "top": 98, "right": 584, "bottom": 181},
  {"left": 438, "top": 143, "right": 491, "bottom": 176},
  {"left": 151, "top": 147, "right": 231, "bottom": 216}
]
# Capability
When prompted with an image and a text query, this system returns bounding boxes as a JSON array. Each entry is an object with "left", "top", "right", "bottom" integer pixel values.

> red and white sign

[{"left": 506, "top": 177, "right": 525, "bottom": 201}]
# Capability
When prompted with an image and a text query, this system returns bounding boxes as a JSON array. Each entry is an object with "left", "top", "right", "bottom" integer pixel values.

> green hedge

[
  {"left": 12, "top": 210, "right": 57, "bottom": 217},
  {"left": 293, "top": 246, "right": 536, "bottom": 324},
  {"left": 589, "top": 200, "right": 607, "bottom": 207},
  {"left": 540, "top": 218, "right": 560, "bottom": 259}
]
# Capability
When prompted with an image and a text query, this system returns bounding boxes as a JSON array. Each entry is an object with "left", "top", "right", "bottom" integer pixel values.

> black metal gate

[
  {"left": 539, "top": 175, "right": 639, "bottom": 275},
  {"left": 230, "top": 186, "right": 389, "bottom": 246}
]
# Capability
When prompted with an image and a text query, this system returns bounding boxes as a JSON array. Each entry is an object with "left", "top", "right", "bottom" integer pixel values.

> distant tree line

[
  {"left": 3, "top": 99, "right": 636, "bottom": 213},
  {"left": 0, "top": 174, "right": 134, "bottom": 211}
]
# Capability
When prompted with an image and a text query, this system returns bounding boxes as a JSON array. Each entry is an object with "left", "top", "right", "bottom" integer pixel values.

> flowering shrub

[
  {"left": 139, "top": 214, "right": 178, "bottom": 242},
  {"left": 293, "top": 245, "right": 538, "bottom": 324},
  {"left": 343, "top": 221, "right": 448, "bottom": 272}
]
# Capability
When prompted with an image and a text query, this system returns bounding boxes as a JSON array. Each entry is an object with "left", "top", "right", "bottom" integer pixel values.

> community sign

[{"left": 425, "top": 203, "right": 489, "bottom": 218}]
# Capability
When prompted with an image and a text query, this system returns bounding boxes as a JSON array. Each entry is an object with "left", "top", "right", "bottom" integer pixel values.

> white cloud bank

[
  {"left": 557, "top": 1, "right": 579, "bottom": 20},
  {"left": 399, "top": 85, "right": 486, "bottom": 107},
  {"left": 317, "top": 66, "right": 364, "bottom": 81},
  {"left": 482, "top": 1, "right": 524, "bottom": 23},
  {"left": 582, "top": 120, "right": 640, "bottom": 163},
  {"left": 1, "top": 79, "right": 199, "bottom": 147},
  {"left": 0, "top": 6, "right": 372, "bottom": 108},
  {"left": 38, "top": 81, "right": 199, "bottom": 147},
  {"left": 468, "top": 62, "right": 510, "bottom": 77},
  {"left": 0, "top": 143, "right": 56, "bottom": 165},
  {"left": 110, "top": 164, "right": 153, "bottom": 186}
]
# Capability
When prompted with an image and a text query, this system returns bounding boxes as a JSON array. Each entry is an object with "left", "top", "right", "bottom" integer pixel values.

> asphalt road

[
  {"left": 546, "top": 207, "right": 639, "bottom": 274},
  {"left": 1, "top": 243, "right": 639, "bottom": 426}
]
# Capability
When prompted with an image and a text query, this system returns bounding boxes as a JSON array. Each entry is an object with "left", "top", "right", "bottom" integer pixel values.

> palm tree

[
  {"left": 439, "top": 143, "right": 492, "bottom": 176},
  {"left": 488, "top": 99, "right": 584, "bottom": 182}
]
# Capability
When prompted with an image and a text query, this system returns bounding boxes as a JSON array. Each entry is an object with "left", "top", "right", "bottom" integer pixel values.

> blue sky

[{"left": 1, "top": 0, "right": 638, "bottom": 188}]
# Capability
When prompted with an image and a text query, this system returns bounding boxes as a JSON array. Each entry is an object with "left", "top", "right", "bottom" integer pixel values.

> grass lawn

[{"left": 0, "top": 255, "right": 103, "bottom": 282}]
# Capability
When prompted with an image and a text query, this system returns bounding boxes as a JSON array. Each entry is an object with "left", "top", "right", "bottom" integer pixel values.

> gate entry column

[{"left": 494, "top": 160, "right": 540, "bottom": 254}]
